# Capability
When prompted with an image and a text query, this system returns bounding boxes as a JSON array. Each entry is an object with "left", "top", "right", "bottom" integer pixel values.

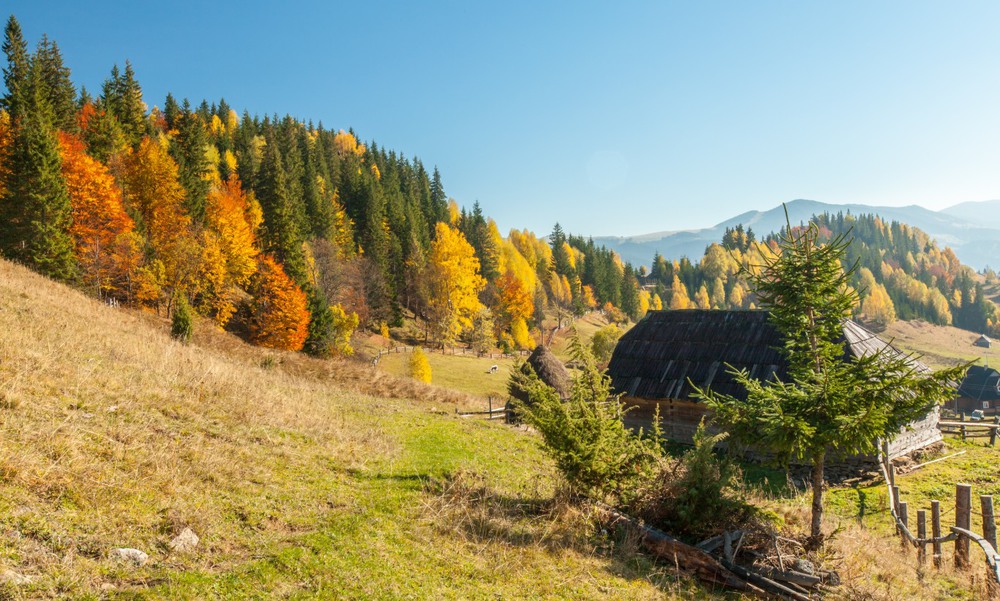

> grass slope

[
  {"left": 882, "top": 320, "right": 997, "bottom": 369},
  {"left": 0, "top": 260, "right": 676, "bottom": 599}
]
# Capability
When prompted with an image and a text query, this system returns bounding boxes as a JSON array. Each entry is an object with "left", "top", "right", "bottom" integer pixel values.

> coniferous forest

[{"left": 2, "top": 13, "right": 997, "bottom": 362}]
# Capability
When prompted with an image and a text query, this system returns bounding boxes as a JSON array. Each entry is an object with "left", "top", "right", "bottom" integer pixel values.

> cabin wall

[{"left": 886, "top": 406, "right": 941, "bottom": 458}]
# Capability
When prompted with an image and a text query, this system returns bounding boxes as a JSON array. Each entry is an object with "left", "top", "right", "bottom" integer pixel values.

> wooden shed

[
  {"left": 607, "top": 309, "right": 943, "bottom": 459},
  {"left": 974, "top": 334, "right": 992, "bottom": 349}
]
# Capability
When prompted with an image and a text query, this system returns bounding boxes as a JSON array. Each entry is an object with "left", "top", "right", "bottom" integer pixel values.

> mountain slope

[
  {"left": 0, "top": 259, "right": 669, "bottom": 599},
  {"left": 594, "top": 199, "right": 1000, "bottom": 270}
]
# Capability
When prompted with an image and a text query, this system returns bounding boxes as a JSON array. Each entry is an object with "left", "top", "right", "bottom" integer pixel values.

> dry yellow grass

[
  {"left": 883, "top": 319, "right": 997, "bottom": 369},
  {"left": 0, "top": 260, "right": 674, "bottom": 599}
]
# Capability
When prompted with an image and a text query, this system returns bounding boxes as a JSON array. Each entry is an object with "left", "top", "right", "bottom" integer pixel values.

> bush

[
  {"left": 631, "top": 419, "right": 754, "bottom": 541},
  {"left": 591, "top": 324, "right": 623, "bottom": 365},
  {"left": 410, "top": 347, "right": 432, "bottom": 383},
  {"left": 171, "top": 294, "right": 193, "bottom": 343},
  {"left": 516, "top": 335, "right": 660, "bottom": 504}
]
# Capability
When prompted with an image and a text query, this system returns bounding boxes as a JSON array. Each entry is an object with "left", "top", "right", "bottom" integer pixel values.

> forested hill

[
  {"left": 643, "top": 213, "right": 1000, "bottom": 336},
  {"left": 0, "top": 14, "right": 649, "bottom": 358}
]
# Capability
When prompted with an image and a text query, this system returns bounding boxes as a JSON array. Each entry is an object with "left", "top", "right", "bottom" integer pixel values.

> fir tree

[
  {"left": 1, "top": 15, "right": 29, "bottom": 118},
  {"left": 0, "top": 63, "right": 76, "bottom": 280},
  {"left": 33, "top": 35, "right": 76, "bottom": 132},
  {"left": 169, "top": 99, "right": 212, "bottom": 223},
  {"left": 255, "top": 137, "right": 306, "bottom": 284},
  {"left": 700, "top": 211, "right": 967, "bottom": 548}
]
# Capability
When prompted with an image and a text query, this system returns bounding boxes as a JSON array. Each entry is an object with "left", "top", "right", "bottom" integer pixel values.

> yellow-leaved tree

[
  {"left": 426, "top": 223, "right": 485, "bottom": 346},
  {"left": 410, "top": 347, "right": 432, "bottom": 383}
]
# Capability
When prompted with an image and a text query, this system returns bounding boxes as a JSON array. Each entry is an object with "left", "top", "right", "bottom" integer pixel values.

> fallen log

[{"left": 597, "top": 507, "right": 760, "bottom": 594}]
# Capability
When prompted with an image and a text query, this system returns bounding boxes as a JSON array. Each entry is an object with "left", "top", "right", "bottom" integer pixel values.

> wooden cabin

[
  {"left": 607, "top": 309, "right": 943, "bottom": 459},
  {"left": 974, "top": 334, "right": 992, "bottom": 349},
  {"left": 954, "top": 365, "right": 1000, "bottom": 416}
]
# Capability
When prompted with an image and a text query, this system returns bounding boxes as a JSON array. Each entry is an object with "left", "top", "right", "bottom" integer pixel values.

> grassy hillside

[
  {"left": 0, "top": 259, "right": 678, "bottom": 599},
  {"left": 3, "top": 260, "right": 998, "bottom": 599},
  {"left": 882, "top": 320, "right": 997, "bottom": 369}
]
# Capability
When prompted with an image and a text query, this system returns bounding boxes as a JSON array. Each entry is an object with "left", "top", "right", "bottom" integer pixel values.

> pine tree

[
  {"left": 1, "top": 15, "right": 29, "bottom": 118},
  {"left": 255, "top": 137, "right": 306, "bottom": 284},
  {"left": 0, "top": 63, "right": 76, "bottom": 280},
  {"left": 33, "top": 35, "right": 76, "bottom": 132},
  {"left": 169, "top": 99, "right": 212, "bottom": 223},
  {"left": 700, "top": 212, "right": 966, "bottom": 548}
]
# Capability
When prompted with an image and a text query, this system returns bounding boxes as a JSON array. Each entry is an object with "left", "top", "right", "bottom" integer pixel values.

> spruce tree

[
  {"left": 33, "top": 35, "right": 76, "bottom": 132},
  {"left": 255, "top": 137, "right": 306, "bottom": 284},
  {"left": 169, "top": 100, "right": 211, "bottom": 223},
  {"left": 700, "top": 211, "right": 967, "bottom": 548},
  {"left": 1, "top": 15, "right": 29, "bottom": 118},
  {"left": 0, "top": 63, "right": 76, "bottom": 280}
]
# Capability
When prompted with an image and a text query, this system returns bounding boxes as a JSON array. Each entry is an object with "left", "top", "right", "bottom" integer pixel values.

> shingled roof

[
  {"left": 957, "top": 365, "right": 1000, "bottom": 402},
  {"left": 608, "top": 309, "right": 926, "bottom": 401}
]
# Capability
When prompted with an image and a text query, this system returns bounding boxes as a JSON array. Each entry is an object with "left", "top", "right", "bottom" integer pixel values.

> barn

[
  {"left": 607, "top": 309, "right": 944, "bottom": 460},
  {"left": 974, "top": 334, "right": 992, "bottom": 349}
]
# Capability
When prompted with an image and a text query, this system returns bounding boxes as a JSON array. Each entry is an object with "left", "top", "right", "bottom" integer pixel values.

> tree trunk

[{"left": 808, "top": 449, "right": 826, "bottom": 549}]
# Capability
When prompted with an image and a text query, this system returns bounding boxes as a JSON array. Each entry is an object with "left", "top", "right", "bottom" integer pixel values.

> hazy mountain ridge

[{"left": 594, "top": 199, "right": 1000, "bottom": 270}]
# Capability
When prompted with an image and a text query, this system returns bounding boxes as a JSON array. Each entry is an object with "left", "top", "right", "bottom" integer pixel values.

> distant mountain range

[{"left": 592, "top": 199, "right": 1000, "bottom": 271}]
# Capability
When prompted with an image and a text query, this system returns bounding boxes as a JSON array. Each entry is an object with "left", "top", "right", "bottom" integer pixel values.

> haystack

[
  {"left": 507, "top": 345, "right": 572, "bottom": 415},
  {"left": 526, "top": 345, "right": 571, "bottom": 399}
]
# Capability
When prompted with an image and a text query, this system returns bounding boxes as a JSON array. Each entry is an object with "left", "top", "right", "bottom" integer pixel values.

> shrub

[
  {"left": 591, "top": 324, "right": 622, "bottom": 365},
  {"left": 171, "top": 294, "right": 193, "bottom": 343},
  {"left": 410, "top": 347, "right": 432, "bottom": 383},
  {"left": 631, "top": 419, "right": 754, "bottom": 541},
  {"left": 517, "top": 335, "right": 660, "bottom": 504}
]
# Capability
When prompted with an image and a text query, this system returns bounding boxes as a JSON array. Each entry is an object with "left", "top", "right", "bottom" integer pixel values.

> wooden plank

[
  {"left": 907, "top": 451, "right": 967, "bottom": 472},
  {"left": 957, "top": 484, "right": 972, "bottom": 569}
]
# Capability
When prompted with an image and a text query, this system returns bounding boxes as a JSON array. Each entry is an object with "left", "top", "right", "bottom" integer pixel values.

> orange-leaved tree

[
  {"left": 58, "top": 132, "right": 141, "bottom": 300},
  {"left": 119, "top": 136, "right": 199, "bottom": 311},
  {"left": 247, "top": 254, "right": 309, "bottom": 351}
]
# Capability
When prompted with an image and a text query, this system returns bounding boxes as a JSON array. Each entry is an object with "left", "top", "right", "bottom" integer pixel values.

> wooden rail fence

[
  {"left": 939, "top": 416, "right": 1000, "bottom": 446},
  {"left": 880, "top": 442, "right": 1000, "bottom": 584}
]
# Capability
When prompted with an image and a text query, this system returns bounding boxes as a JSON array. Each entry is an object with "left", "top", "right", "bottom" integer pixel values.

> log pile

[{"left": 598, "top": 506, "right": 839, "bottom": 600}]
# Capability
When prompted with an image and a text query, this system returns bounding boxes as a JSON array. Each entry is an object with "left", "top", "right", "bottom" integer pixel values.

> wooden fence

[
  {"left": 880, "top": 442, "right": 1000, "bottom": 583},
  {"left": 456, "top": 396, "right": 508, "bottom": 420},
  {"left": 369, "top": 345, "right": 529, "bottom": 367},
  {"left": 939, "top": 417, "right": 1000, "bottom": 446}
]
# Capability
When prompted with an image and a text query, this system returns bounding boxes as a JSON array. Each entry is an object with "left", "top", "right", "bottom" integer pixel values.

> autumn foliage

[
  {"left": 247, "top": 255, "right": 310, "bottom": 351},
  {"left": 58, "top": 132, "right": 139, "bottom": 298}
]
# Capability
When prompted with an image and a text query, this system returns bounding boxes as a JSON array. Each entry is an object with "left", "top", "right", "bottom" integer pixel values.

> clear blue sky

[{"left": 8, "top": 1, "right": 1000, "bottom": 238}]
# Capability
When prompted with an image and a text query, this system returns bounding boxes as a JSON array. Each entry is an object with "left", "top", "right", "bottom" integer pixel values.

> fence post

[
  {"left": 961, "top": 412, "right": 967, "bottom": 440},
  {"left": 983, "top": 495, "right": 997, "bottom": 553},
  {"left": 931, "top": 499, "right": 942, "bottom": 568},
  {"left": 991, "top": 417, "right": 998, "bottom": 447},
  {"left": 956, "top": 484, "right": 972, "bottom": 569},
  {"left": 900, "top": 501, "right": 909, "bottom": 550},
  {"left": 917, "top": 509, "right": 927, "bottom": 565},
  {"left": 892, "top": 485, "right": 900, "bottom": 515}
]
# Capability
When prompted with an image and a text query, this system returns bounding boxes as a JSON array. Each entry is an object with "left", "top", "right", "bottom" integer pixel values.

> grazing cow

[{"left": 488, "top": 365, "right": 499, "bottom": 374}]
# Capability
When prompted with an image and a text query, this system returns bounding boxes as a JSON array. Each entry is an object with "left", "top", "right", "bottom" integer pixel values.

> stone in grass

[
  {"left": 1, "top": 569, "right": 35, "bottom": 585},
  {"left": 111, "top": 547, "right": 148, "bottom": 566},
  {"left": 169, "top": 528, "right": 199, "bottom": 553}
]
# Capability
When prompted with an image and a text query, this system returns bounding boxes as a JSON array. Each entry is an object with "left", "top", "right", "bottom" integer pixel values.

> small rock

[
  {"left": 106, "top": 405, "right": 119, "bottom": 413},
  {"left": 169, "top": 528, "right": 199, "bottom": 553},
  {"left": 82, "top": 412, "right": 95, "bottom": 419},
  {"left": 1, "top": 569, "right": 34, "bottom": 585},
  {"left": 793, "top": 558, "right": 815, "bottom": 575},
  {"left": 111, "top": 547, "right": 148, "bottom": 566},
  {"left": 100, "top": 583, "right": 116, "bottom": 591}
]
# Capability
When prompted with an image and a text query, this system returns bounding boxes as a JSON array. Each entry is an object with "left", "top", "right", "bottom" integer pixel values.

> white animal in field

[{"left": 488, "top": 365, "right": 499, "bottom": 374}]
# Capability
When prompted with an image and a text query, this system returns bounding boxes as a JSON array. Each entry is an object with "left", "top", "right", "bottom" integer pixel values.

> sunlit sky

[{"left": 8, "top": 1, "right": 1000, "bottom": 238}]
